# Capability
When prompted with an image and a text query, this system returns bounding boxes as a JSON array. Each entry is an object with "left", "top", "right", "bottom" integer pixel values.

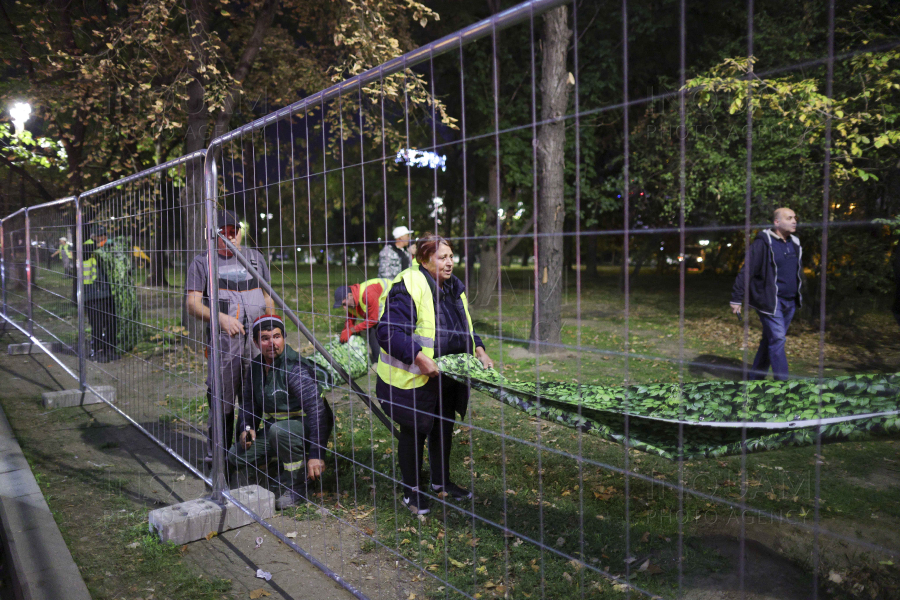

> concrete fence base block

[
  {"left": 148, "top": 485, "right": 275, "bottom": 545},
  {"left": 7, "top": 342, "right": 35, "bottom": 355},
  {"left": 41, "top": 386, "right": 116, "bottom": 409},
  {"left": 8, "top": 341, "right": 84, "bottom": 357}
]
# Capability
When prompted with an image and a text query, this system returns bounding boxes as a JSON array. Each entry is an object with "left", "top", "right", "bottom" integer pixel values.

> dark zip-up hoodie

[{"left": 730, "top": 229, "right": 804, "bottom": 316}]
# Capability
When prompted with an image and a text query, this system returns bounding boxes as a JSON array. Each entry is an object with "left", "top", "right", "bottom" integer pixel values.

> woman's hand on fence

[
  {"left": 219, "top": 313, "right": 245, "bottom": 337},
  {"left": 415, "top": 351, "right": 440, "bottom": 378},
  {"left": 239, "top": 428, "right": 256, "bottom": 450},
  {"left": 307, "top": 458, "right": 325, "bottom": 480},
  {"left": 475, "top": 346, "right": 494, "bottom": 369}
]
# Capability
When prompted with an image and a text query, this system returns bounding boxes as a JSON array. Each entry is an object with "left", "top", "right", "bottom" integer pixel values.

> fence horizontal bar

[
  {"left": 79, "top": 150, "right": 207, "bottom": 198},
  {"left": 26, "top": 196, "right": 77, "bottom": 211}
]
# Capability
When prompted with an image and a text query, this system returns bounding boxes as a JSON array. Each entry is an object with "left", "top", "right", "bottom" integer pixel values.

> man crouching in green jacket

[{"left": 228, "top": 315, "right": 334, "bottom": 509}]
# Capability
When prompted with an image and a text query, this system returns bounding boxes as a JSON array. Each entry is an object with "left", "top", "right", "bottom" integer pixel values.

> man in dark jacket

[
  {"left": 730, "top": 208, "right": 805, "bottom": 380},
  {"left": 228, "top": 315, "right": 334, "bottom": 509}
]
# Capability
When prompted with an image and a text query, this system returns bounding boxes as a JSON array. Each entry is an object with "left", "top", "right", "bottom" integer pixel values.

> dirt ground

[{"left": 0, "top": 343, "right": 425, "bottom": 600}]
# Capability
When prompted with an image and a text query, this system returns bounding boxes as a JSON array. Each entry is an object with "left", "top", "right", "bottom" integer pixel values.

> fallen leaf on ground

[
  {"left": 205, "top": 531, "right": 217, "bottom": 541},
  {"left": 249, "top": 590, "right": 270, "bottom": 599}
]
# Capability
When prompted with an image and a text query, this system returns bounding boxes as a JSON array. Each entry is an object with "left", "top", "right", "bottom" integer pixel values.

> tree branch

[
  {"left": 213, "top": 0, "right": 280, "bottom": 138},
  {"left": 0, "top": 1, "right": 35, "bottom": 78},
  {"left": 501, "top": 218, "right": 534, "bottom": 258},
  {"left": 0, "top": 156, "right": 55, "bottom": 202}
]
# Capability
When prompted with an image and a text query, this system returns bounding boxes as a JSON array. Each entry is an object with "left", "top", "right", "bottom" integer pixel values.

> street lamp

[{"left": 9, "top": 102, "right": 32, "bottom": 136}]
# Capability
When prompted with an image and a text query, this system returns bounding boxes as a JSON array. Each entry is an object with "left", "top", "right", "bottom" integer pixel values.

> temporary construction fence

[{"left": 2, "top": 0, "right": 900, "bottom": 599}]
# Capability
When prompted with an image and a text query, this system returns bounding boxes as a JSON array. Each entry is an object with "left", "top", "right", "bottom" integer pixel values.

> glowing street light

[{"left": 9, "top": 102, "right": 32, "bottom": 136}]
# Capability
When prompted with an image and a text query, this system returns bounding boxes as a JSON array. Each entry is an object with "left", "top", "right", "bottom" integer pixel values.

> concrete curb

[{"left": 0, "top": 403, "right": 91, "bottom": 600}]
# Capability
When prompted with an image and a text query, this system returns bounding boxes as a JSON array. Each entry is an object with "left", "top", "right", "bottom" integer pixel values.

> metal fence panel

[
  {"left": 2, "top": 209, "right": 29, "bottom": 330},
  {"left": 76, "top": 151, "right": 211, "bottom": 475},
  {"left": 25, "top": 198, "right": 82, "bottom": 364},
  {"left": 2, "top": 1, "right": 899, "bottom": 599}
]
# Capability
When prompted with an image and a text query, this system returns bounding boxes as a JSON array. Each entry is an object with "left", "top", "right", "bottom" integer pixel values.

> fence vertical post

[
  {"left": 1, "top": 219, "right": 6, "bottom": 320},
  {"left": 203, "top": 147, "right": 228, "bottom": 503},
  {"left": 75, "top": 197, "right": 86, "bottom": 390},
  {"left": 24, "top": 208, "right": 33, "bottom": 337}
]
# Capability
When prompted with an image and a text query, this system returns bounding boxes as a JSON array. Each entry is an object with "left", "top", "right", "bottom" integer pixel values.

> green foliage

[
  {"left": 0, "top": 123, "right": 68, "bottom": 171},
  {"left": 95, "top": 236, "right": 143, "bottom": 351},
  {"left": 438, "top": 353, "right": 900, "bottom": 460}
]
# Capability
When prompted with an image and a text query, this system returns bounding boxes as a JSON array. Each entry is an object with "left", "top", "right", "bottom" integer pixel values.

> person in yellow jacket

[{"left": 375, "top": 232, "right": 494, "bottom": 515}]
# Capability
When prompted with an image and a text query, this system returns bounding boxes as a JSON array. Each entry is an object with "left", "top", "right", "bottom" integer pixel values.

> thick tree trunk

[
  {"left": 529, "top": 7, "right": 570, "bottom": 353},
  {"left": 182, "top": 0, "right": 211, "bottom": 338}
]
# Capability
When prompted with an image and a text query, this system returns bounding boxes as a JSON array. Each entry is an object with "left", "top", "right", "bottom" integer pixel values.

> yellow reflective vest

[
  {"left": 82, "top": 240, "right": 99, "bottom": 285},
  {"left": 376, "top": 267, "right": 475, "bottom": 390},
  {"left": 357, "top": 277, "right": 390, "bottom": 315}
]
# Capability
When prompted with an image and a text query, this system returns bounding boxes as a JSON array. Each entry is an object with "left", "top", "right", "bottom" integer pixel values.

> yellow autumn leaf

[{"left": 249, "top": 589, "right": 271, "bottom": 598}]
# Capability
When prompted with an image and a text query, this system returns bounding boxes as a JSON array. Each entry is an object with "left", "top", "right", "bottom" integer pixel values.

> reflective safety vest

[
  {"left": 376, "top": 268, "right": 475, "bottom": 390},
  {"left": 82, "top": 240, "right": 99, "bottom": 285},
  {"left": 62, "top": 243, "right": 72, "bottom": 260},
  {"left": 357, "top": 277, "right": 390, "bottom": 315}
]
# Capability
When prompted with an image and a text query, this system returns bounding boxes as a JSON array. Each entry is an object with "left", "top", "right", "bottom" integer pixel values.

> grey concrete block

[
  {"left": 4, "top": 524, "right": 73, "bottom": 576},
  {"left": 0, "top": 448, "right": 29, "bottom": 475},
  {"left": 41, "top": 386, "right": 115, "bottom": 409},
  {"left": 0, "top": 493, "right": 52, "bottom": 534},
  {"left": 0, "top": 468, "right": 41, "bottom": 498},
  {"left": 148, "top": 485, "right": 275, "bottom": 545},
  {"left": 19, "top": 563, "right": 91, "bottom": 600},
  {"left": 7, "top": 342, "right": 35, "bottom": 355},
  {"left": 0, "top": 409, "right": 13, "bottom": 439}
]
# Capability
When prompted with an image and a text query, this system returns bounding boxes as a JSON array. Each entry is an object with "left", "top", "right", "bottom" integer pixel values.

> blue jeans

[{"left": 751, "top": 297, "right": 796, "bottom": 381}]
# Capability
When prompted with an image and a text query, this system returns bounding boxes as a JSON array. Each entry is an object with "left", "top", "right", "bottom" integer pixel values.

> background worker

[
  {"left": 378, "top": 225, "right": 413, "bottom": 279},
  {"left": 186, "top": 209, "right": 274, "bottom": 462},
  {"left": 375, "top": 232, "right": 494, "bottom": 515},
  {"left": 51, "top": 236, "right": 72, "bottom": 275},
  {"left": 730, "top": 207, "right": 805, "bottom": 381},
  {"left": 230, "top": 315, "right": 334, "bottom": 509},
  {"left": 333, "top": 277, "right": 389, "bottom": 363},
  {"left": 79, "top": 226, "right": 119, "bottom": 362}
]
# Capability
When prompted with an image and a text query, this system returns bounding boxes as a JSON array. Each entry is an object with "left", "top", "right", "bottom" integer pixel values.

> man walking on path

[
  {"left": 730, "top": 208, "right": 805, "bottom": 381},
  {"left": 333, "top": 277, "right": 389, "bottom": 363},
  {"left": 185, "top": 210, "right": 274, "bottom": 461},
  {"left": 378, "top": 225, "right": 413, "bottom": 279}
]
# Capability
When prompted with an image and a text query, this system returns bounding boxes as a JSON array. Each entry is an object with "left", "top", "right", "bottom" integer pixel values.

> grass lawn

[
  {"left": 16, "top": 260, "right": 900, "bottom": 598},
  {"left": 260, "top": 264, "right": 900, "bottom": 599}
]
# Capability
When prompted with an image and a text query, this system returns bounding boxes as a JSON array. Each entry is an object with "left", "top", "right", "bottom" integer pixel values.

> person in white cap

[{"left": 378, "top": 225, "right": 413, "bottom": 279}]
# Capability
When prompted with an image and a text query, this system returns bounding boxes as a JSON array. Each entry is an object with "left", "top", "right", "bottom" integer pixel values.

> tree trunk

[
  {"left": 181, "top": 0, "right": 211, "bottom": 338},
  {"left": 471, "top": 162, "right": 502, "bottom": 308},
  {"left": 585, "top": 228, "right": 598, "bottom": 279},
  {"left": 529, "top": 7, "right": 570, "bottom": 353}
]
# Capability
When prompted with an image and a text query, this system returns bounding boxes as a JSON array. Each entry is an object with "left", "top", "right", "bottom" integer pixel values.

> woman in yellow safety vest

[{"left": 375, "top": 232, "right": 494, "bottom": 515}]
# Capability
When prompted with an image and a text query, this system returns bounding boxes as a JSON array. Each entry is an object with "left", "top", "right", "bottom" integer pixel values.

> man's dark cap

[
  {"left": 216, "top": 209, "right": 241, "bottom": 229},
  {"left": 252, "top": 314, "right": 285, "bottom": 340},
  {"left": 90, "top": 225, "right": 107, "bottom": 237},
  {"left": 333, "top": 286, "right": 351, "bottom": 309}
]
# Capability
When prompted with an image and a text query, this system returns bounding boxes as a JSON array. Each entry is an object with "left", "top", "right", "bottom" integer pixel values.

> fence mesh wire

[
  {"left": 2, "top": 210, "right": 29, "bottom": 331},
  {"left": 2, "top": 0, "right": 900, "bottom": 598},
  {"left": 76, "top": 153, "right": 211, "bottom": 472}
]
